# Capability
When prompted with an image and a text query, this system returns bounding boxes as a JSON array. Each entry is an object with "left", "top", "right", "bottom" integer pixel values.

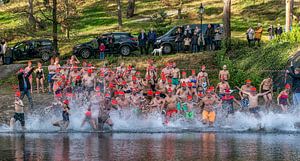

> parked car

[
  {"left": 10, "top": 39, "right": 58, "bottom": 61},
  {"left": 154, "top": 24, "right": 220, "bottom": 54},
  {"left": 73, "top": 32, "right": 138, "bottom": 58}
]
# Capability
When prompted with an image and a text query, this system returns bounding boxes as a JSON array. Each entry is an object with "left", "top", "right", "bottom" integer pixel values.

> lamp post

[{"left": 199, "top": 3, "right": 204, "bottom": 36}]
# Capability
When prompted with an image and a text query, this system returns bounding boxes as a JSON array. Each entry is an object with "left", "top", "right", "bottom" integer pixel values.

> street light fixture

[{"left": 199, "top": 3, "right": 204, "bottom": 36}]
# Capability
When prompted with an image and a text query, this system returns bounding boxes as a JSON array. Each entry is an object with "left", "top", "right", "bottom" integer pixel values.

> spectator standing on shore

[
  {"left": 254, "top": 23, "right": 263, "bottom": 46},
  {"left": 25, "top": 61, "right": 33, "bottom": 94},
  {"left": 99, "top": 43, "right": 106, "bottom": 60},
  {"left": 138, "top": 29, "right": 148, "bottom": 55},
  {"left": 198, "top": 32, "right": 205, "bottom": 51},
  {"left": 175, "top": 28, "right": 183, "bottom": 53},
  {"left": 214, "top": 24, "right": 224, "bottom": 50},
  {"left": 184, "top": 25, "right": 192, "bottom": 38},
  {"left": 267, "top": 25, "right": 275, "bottom": 40},
  {"left": 205, "top": 24, "right": 215, "bottom": 51},
  {"left": 48, "top": 57, "right": 56, "bottom": 94},
  {"left": 246, "top": 27, "right": 255, "bottom": 47},
  {"left": 147, "top": 28, "right": 157, "bottom": 54},
  {"left": 287, "top": 61, "right": 300, "bottom": 109},
  {"left": 107, "top": 35, "right": 115, "bottom": 53},
  {"left": 0, "top": 39, "right": 7, "bottom": 64},
  {"left": 191, "top": 33, "right": 198, "bottom": 53},
  {"left": 35, "top": 61, "right": 45, "bottom": 93},
  {"left": 275, "top": 24, "right": 283, "bottom": 36},
  {"left": 183, "top": 36, "right": 191, "bottom": 53}
]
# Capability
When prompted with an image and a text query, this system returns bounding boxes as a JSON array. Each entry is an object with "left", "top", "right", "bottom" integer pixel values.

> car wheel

[
  {"left": 163, "top": 44, "right": 172, "bottom": 54},
  {"left": 80, "top": 48, "right": 91, "bottom": 59},
  {"left": 120, "top": 46, "right": 131, "bottom": 56},
  {"left": 41, "top": 51, "right": 50, "bottom": 61}
]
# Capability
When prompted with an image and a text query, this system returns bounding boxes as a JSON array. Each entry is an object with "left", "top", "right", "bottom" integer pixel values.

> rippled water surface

[{"left": 1, "top": 132, "right": 300, "bottom": 161}]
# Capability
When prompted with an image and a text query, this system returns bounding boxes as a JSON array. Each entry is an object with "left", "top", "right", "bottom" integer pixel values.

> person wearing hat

[
  {"left": 116, "top": 91, "right": 129, "bottom": 109},
  {"left": 82, "top": 69, "right": 95, "bottom": 95},
  {"left": 277, "top": 84, "right": 291, "bottom": 112},
  {"left": 220, "top": 89, "right": 240, "bottom": 116},
  {"left": 216, "top": 77, "right": 230, "bottom": 98},
  {"left": 147, "top": 91, "right": 165, "bottom": 113},
  {"left": 236, "top": 86, "right": 270, "bottom": 118},
  {"left": 10, "top": 91, "right": 26, "bottom": 130},
  {"left": 164, "top": 88, "right": 178, "bottom": 124},
  {"left": 171, "top": 62, "right": 181, "bottom": 87},
  {"left": 17, "top": 66, "right": 35, "bottom": 109},
  {"left": 254, "top": 23, "right": 263, "bottom": 46},
  {"left": 201, "top": 88, "right": 219, "bottom": 127},
  {"left": 219, "top": 65, "right": 230, "bottom": 82},
  {"left": 259, "top": 77, "right": 273, "bottom": 111},
  {"left": 239, "top": 79, "right": 253, "bottom": 110},
  {"left": 52, "top": 100, "right": 70, "bottom": 131},
  {"left": 197, "top": 65, "right": 210, "bottom": 92},
  {"left": 98, "top": 93, "right": 114, "bottom": 131}
]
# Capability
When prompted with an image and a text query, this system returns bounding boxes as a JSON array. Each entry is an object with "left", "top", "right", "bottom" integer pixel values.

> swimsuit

[
  {"left": 172, "top": 78, "right": 179, "bottom": 86},
  {"left": 249, "top": 106, "right": 260, "bottom": 114},
  {"left": 279, "top": 94, "right": 288, "bottom": 106},
  {"left": 241, "top": 97, "right": 249, "bottom": 110},
  {"left": 13, "top": 112, "right": 25, "bottom": 126},
  {"left": 62, "top": 110, "right": 69, "bottom": 121},
  {"left": 221, "top": 96, "right": 235, "bottom": 114},
  {"left": 36, "top": 69, "right": 44, "bottom": 79}
]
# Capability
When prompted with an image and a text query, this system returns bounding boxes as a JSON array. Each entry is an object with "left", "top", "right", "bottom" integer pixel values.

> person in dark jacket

[
  {"left": 147, "top": 28, "right": 157, "bottom": 54},
  {"left": 287, "top": 61, "right": 300, "bottom": 107},
  {"left": 275, "top": 24, "right": 283, "bottom": 36},
  {"left": 138, "top": 29, "right": 148, "bottom": 55},
  {"left": 191, "top": 33, "right": 198, "bottom": 53},
  {"left": 17, "top": 67, "right": 35, "bottom": 109},
  {"left": 205, "top": 24, "right": 215, "bottom": 51},
  {"left": 107, "top": 35, "right": 115, "bottom": 53},
  {"left": 175, "top": 28, "right": 183, "bottom": 53}
]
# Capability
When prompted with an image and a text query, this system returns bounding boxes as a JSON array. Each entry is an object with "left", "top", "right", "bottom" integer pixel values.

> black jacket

[
  {"left": 18, "top": 68, "right": 34, "bottom": 91},
  {"left": 288, "top": 66, "right": 300, "bottom": 93},
  {"left": 138, "top": 33, "right": 148, "bottom": 46}
]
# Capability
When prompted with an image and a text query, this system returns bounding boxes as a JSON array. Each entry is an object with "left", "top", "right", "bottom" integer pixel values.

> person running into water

[
  {"left": 164, "top": 88, "right": 178, "bottom": 124},
  {"left": 10, "top": 91, "right": 26, "bottom": 131},
  {"left": 259, "top": 77, "right": 273, "bottom": 111},
  {"left": 239, "top": 79, "right": 253, "bottom": 110},
  {"left": 277, "top": 84, "right": 291, "bottom": 112},
  {"left": 98, "top": 94, "right": 114, "bottom": 131},
  {"left": 81, "top": 106, "right": 96, "bottom": 130},
  {"left": 52, "top": 100, "right": 70, "bottom": 131},
  {"left": 197, "top": 65, "right": 210, "bottom": 92},
  {"left": 236, "top": 86, "right": 270, "bottom": 118},
  {"left": 201, "top": 89, "right": 219, "bottom": 127},
  {"left": 220, "top": 89, "right": 240, "bottom": 116},
  {"left": 216, "top": 78, "right": 230, "bottom": 98}
]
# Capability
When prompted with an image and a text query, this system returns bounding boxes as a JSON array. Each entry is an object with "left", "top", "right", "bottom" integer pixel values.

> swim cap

[
  {"left": 197, "top": 93, "right": 203, "bottom": 97},
  {"left": 155, "top": 91, "right": 161, "bottom": 96},
  {"left": 61, "top": 75, "right": 66, "bottom": 80},
  {"left": 76, "top": 75, "right": 81, "bottom": 80},
  {"left": 147, "top": 90, "right": 153, "bottom": 96},
  {"left": 191, "top": 70, "right": 196, "bottom": 75},
  {"left": 127, "top": 66, "right": 132, "bottom": 70},
  {"left": 15, "top": 91, "right": 21, "bottom": 97},
  {"left": 73, "top": 66, "right": 78, "bottom": 69},
  {"left": 209, "top": 86, "right": 215, "bottom": 91},
  {"left": 119, "top": 91, "right": 125, "bottom": 95},
  {"left": 87, "top": 63, "right": 92, "bottom": 67},
  {"left": 285, "top": 84, "right": 291, "bottom": 89},
  {"left": 181, "top": 82, "right": 187, "bottom": 87},
  {"left": 201, "top": 65, "right": 206, "bottom": 69},
  {"left": 251, "top": 87, "right": 257, "bottom": 91},
  {"left": 99, "top": 72, "right": 105, "bottom": 77},
  {"left": 63, "top": 100, "right": 69, "bottom": 105},
  {"left": 225, "top": 89, "right": 231, "bottom": 93},
  {"left": 132, "top": 76, "right": 137, "bottom": 81},
  {"left": 95, "top": 86, "right": 100, "bottom": 91},
  {"left": 87, "top": 69, "right": 93, "bottom": 74},
  {"left": 109, "top": 83, "right": 114, "bottom": 88},
  {"left": 188, "top": 82, "right": 193, "bottom": 87},
  {"left": 187, "top": 95, "right": 193, "bottom": 100},
  {"left": 19, "top": 68, "right": 24, "bottom": 73},
  {"left": 168, "top": 79, "right": 172, "bottom": 83},
  {"left": 122, "top": 81, "right": 127, "bottom": 85},
  {"left": 246, "top": 79, "right": 252, "bottom": 83},
  {"left": 167, "top": 88, "right": 173, "bottom": 93},
  {"left": 111, "top": 99, "right": 118, "bottom": 105},
  {"left": 105, "top": 93, "right": 111, "bottom": 98},
  {"left": 182, "top": 71, "right": 186, "bottom": 75},
  {"left": 136, "top": 72, "right": 141, "bottom": 75},
  {"left": 85, "top": 111, "right": 91, "bottom": 117}
]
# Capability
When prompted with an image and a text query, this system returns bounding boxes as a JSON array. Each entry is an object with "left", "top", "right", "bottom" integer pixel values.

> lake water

[{"left": 1, "top": 132, "right": 300, "bottom": 161}]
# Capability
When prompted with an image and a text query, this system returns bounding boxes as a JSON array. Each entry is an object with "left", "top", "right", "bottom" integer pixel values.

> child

[
  {"left": 10, "top": 91, "right": 26, "bottom": 130},
  {"left": 183, "top": 37, "right": 191, "bottom": 53},
  {"left": 53, "top": 100, "right": 70, "bottom": 131},
  {"left": 277, "top": 84, "right": 291, "bottom": 112},
  {"left": 35, "top": 61, "right": 45, "bottom": 93},
  {"left": 99, "top": 43, "right": 106, "bottom": 60}
]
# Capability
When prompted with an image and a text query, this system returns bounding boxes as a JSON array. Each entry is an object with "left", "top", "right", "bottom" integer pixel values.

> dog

[{"left": 152, "top": 46, "right": 163, "bottom": 56}]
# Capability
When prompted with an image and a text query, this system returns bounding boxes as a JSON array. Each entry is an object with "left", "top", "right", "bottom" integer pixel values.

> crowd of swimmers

[{"left": 10, "top": 55, "right": 294, "bottom": 131}]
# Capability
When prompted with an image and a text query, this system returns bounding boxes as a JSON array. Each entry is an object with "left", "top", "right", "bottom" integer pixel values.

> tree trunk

[
  {"left": 286, "top": 0, "right": 291, "bottom": 32},
  {"left": 223, "top": 0, "right": 231, "bottom": 39},
  {"left": 126, "top": 0, "right": 135, "bottom": 18},
  {"left": 28, "top": 0, "right": 36, "bottom": 29},
  {"left": 117, "top": 0, "right": 122, "bottom": 29},
  {"left": 177, "top": 8, "right": 181, "bottom": 19},
  {"left": 52, "top": 0, "right": 58, "bottom": 51},
  {"left": 65, "top": 0, "right": 70, "bottom": 40}
]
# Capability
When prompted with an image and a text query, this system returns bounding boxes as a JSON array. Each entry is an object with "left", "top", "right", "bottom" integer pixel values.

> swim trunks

[
  {"left": 13, "top": 113, "right": 25, "bottom": 126},
  {"left": 202, "top": 110, "right": 215, "bottom": 123}
]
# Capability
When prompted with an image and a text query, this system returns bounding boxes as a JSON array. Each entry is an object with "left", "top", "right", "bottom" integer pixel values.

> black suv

[
  {"left": 10, "top": 39, "right": 58, "bottom": 61},
  {"left": 73, "top": 32, "right": 138, "bottom": 58},
  {"left": 154, "top": 24, "right": 219, "bottom": 54}
]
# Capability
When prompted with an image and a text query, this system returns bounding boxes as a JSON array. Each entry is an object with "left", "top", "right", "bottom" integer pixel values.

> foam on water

[{"left": 1, "top": 102, "right": 300, "bottom": 133}]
